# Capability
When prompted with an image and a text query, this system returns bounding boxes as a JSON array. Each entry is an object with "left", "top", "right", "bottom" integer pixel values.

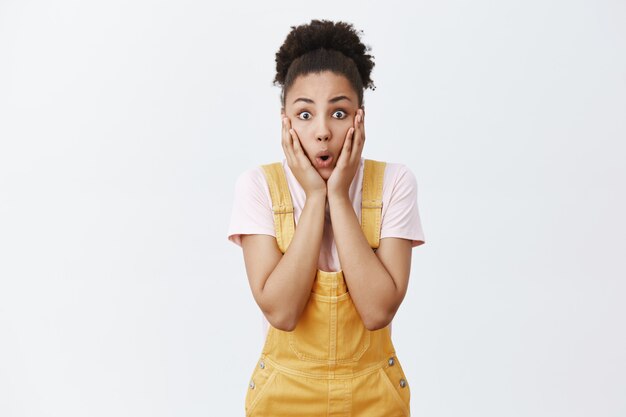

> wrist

[
  {"left": 327, "top": 188, "right": 350, "bottom": 203},
  {"left": 305, "top": 189, "right": 327, "bottom": 203}
]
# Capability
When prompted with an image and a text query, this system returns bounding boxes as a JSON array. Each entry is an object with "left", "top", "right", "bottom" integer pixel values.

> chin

[{"left": 318, "top": 168, "right": 333, "bottom": 181}]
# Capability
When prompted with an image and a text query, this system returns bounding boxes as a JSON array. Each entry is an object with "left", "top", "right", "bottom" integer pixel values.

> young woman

[{"left": 227, "top": 19, "right": 425, "bottom": 417}]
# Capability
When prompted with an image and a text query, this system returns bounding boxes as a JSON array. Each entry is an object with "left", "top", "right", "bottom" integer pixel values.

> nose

[{"left": 316, "top": 118, "right": 331, "bottom": 142}]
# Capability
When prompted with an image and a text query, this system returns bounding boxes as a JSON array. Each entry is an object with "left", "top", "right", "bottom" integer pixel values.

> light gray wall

[{"left": 1, "top": 1, "right": 624, "bottom": 416}]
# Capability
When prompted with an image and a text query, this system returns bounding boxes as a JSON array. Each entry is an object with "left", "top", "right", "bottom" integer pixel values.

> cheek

[
  {"left": 289, "top": 127, "right": 315, "bottom": 155},
  {"left": 333, "top": 122, "right": 353, "bottom": 142},
  {"left": 338, "top": 118, "right": 354, "bottom": 133},
  {"left": 336, "top": 136, "right": 348, "bottom": 151},
  {"left": 290, "top": 119, "right": 310, "bottom": 136}
]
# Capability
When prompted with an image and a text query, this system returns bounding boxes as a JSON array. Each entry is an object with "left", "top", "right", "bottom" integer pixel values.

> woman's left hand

[{"left": 327, "top": 108, "right": 365, "bottom": 199}]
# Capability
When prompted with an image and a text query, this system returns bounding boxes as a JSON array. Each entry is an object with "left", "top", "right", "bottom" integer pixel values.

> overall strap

[
  {"left": 361, "top": 159, "right": 386, "bottom": 250},
  {"left": 261, "top": 162, "right": 295, "bottom": 254}
]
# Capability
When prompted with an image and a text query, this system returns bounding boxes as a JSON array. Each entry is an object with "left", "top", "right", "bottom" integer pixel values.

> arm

[
  {"left": 328, "top": 192, "right": 412, "bottom": 330},
  {"left": 326, "top": 108, "right": 413, "bottom": 330},
  {"left": 241, "top": 190, "right": 326, "bottom": 332},
  {"left": 240, "top": 115, "right": 329, "bottom": 332}
]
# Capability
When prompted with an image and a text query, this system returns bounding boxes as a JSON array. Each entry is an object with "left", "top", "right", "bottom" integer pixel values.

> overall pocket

[
  {"left": 245, "top": 357, "right": 278, "bottom": 416},
  {"left": 379, "top": 355, "right": 411, "bottom": 417},
  {"left": 288, "top": 294, "right": 370, "bottom": 362}
]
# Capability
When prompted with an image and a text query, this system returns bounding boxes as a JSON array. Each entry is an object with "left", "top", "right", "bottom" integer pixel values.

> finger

[
  {"left": 281, "top": 117, "right": 292, "bottom": 157},
  {"left": 289, "top": 128, "right": 311, "bottom": 166},
  {"left": 338, "top": 127, "right": 354, "bottom": 165},
  {"left": 281, "top": 117, "right": 296, "bottom": 166},
  {"left": 356, "top": 109, "right": 365, "bottom": 144},
  {"left": 353, "top": 110, "right": 362, "bottom": 138},
  {"left": 351, "top": 111, "right": 365, "bottom": 163}
]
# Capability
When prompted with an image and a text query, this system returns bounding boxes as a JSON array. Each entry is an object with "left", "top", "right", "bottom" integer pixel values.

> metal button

[
  {"left": 259, "top": 360, "right": 265, "bottom": 369},
  {"left": 388, "top": 357, "right": 395, "bottom": 366},
  {"left": 399, "top": 378, "right": 407, "bottom": 388},
  {"left": 249, "top": 380, "right": 255, "bottom": 389}
]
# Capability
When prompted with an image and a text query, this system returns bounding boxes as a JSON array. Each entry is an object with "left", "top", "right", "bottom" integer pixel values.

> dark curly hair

[{"left": 274, "top": 19, "right": 376, "bottom": 108}]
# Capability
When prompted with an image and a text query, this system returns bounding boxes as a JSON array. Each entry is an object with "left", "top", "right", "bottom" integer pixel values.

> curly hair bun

[{"left": 274, "top": 19, "right": 375, "bottom": 90}]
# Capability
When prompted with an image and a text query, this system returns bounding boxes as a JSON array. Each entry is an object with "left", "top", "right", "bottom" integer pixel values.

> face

[{"left": 282, "top": 71, "right": 361, "bottom": 180}]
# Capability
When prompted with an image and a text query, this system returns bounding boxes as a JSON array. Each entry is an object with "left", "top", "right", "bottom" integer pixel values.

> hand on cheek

[
  {"left": 280, "top": 115, "right": 326, "bottom": 197},
  {"left": 327, "top": 108, "right": 365, "bottom": 198}
]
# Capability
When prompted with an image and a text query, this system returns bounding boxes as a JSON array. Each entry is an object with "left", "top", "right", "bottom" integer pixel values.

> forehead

[{"left": 286, "top": 71, "right": 357, "bottom": 105}]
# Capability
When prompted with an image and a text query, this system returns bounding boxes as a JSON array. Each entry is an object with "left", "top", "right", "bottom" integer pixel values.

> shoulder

[
  {"left": 231, "top": 165, "right": 273, "bottom": 208},
  {"left": 234, "top": 163, "right": 282, "bottom": 195},
  {"left": 380, "top": 161, "right": 418, "bottom": 190},
  {"left": 235, "top": 165, "right": 265, "bottom": 186},
  {"left": 234, "top": 161, "right": 292, "bottom": 199},
  {"left": 375, "top": 160, "right": 425, "bottom": 245},
  {"left": 237, "top": 160, "right": 289, "bottom": 181}
]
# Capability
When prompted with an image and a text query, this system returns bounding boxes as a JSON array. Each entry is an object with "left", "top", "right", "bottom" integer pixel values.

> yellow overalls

[{"left": 245, "top": 159, "right": 411, "bottom": 417}]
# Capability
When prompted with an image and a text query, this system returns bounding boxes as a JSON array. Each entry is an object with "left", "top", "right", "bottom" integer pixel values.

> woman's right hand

[{"left": 281, "top": 116, "right": 327, "bottom": 198}]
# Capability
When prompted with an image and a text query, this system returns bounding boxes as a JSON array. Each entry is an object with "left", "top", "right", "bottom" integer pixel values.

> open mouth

[{"left": 315, "top": 153, "right": 333, "bottom": 168}]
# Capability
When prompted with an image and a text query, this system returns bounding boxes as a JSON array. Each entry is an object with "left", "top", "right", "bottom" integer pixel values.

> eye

[
  {"left": 297, "top": 111, "right": 312, "bottom": 120},
  {"left": 333, "top": 110, "right": 347, "bottom": 119}
]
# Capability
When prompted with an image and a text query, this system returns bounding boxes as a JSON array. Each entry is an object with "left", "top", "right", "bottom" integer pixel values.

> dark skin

[{"left": 241, "top": 71, "right": 412, "bottom": 331}]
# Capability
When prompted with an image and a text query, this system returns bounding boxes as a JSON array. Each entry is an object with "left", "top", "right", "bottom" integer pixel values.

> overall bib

[{"left": 245, "top": 159, "right": 411, "bottom": 417}]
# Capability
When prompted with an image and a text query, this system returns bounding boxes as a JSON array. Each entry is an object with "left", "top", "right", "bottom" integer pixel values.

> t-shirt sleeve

[
  {"left": 227, "top": 167, "right": 276, "bottom": 247},
  {"left": 380, "top": 164, "right": 426, "bottom": 247}
]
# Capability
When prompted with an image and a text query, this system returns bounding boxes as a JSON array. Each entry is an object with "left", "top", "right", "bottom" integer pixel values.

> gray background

[{"left": 1, "top": 0, "right": 625, "bottom": 416}]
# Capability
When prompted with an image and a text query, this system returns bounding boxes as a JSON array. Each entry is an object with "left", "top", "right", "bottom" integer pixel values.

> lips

[{"left": 315, "top": 150, "right": 333, "bottom": 168}]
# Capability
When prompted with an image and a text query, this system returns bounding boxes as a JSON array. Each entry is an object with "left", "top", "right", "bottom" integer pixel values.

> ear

[{"left": 280, "top": 108, "right": 286, "bottom": 118}]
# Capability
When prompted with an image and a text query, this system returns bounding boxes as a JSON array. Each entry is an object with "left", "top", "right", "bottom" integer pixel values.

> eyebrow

[{"left": 292, "top": 95, "right": 352, "bottom": 105}]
